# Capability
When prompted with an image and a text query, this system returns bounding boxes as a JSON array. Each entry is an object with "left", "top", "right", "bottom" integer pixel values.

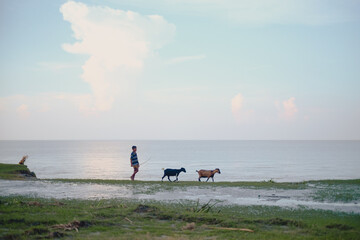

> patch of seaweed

[
  {"left": 133, "top": 204, "right": 159, "bottom": 213},
  {"left": 326, "top": 223, "right": 353, "bottom": 230},
  {"left": 2, "top": 233, "right": 22, "bottom": 240},
  {"left": 247, "top": 218, "right": 305, "bottom": 227},
  {"left": 0, "top": 218, "right": 25, "bottom": 224},
  {"left": 25, "top": 227, "right": 49, "bottom": 235}
]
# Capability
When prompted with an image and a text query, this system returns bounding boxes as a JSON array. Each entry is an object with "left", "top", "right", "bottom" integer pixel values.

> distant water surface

[{"left": 0, "top": 140, "right": 359, "bottom": 182}]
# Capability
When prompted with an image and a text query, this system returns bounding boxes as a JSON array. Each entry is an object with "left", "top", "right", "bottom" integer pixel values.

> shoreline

[
  {"left": 1, "top": 164, "right": 359, "bottom": 211},
  {"left": 2, "top": 162, "right": 359, "bottom": 185},
  {"left": 43, "top": 178, "right": 360, "bottom": 185},
  {"left": 1, "top": 177, "right": 359, "bottom": 213},
  {"left": 1, "top": 164, "right": 359, "bottom": 208},
  {"left": 1, "top": 163, "right": 360, "bottom": 239}
]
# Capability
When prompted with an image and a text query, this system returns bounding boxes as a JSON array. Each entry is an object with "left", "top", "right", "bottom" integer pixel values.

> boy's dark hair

[{"left": 132, "top": 146, "right": 137, "bottom": 149}]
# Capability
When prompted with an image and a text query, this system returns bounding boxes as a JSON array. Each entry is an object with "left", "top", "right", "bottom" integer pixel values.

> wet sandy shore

[{"left": 1, "top": 179, "right": 359, "bottom": 213}]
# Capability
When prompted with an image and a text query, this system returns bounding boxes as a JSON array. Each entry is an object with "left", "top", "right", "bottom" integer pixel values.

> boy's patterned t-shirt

[{"left": 131, "top": 152, "right": 139, "bottom": 165}]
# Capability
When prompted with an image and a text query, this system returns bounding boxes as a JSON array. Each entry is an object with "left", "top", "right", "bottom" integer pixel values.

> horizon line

[{"left": 0, "top": 139, "right": 359, "bottom": 141}]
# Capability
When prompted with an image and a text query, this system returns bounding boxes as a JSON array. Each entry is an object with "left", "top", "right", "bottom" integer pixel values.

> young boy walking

[{"left": 130, "top": 146, "right": 139, "bottom": 180}]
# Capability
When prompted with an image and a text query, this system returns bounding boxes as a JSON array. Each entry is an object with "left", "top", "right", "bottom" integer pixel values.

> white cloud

[
  {"left": 231, "top": 94, "right": 300, "bottom": 123},
  {"left": 0, "top": 99, "right": 6, "bottom": 111},
  {"left": 231, "top": 93, "right": 243, "bottom": 115},
  {"left": 152, "top": 0, "right": 360, "bottom": 25},
  {"left": 16, "top": 104, "right": 30, "bottom": 118},
  {"left": 276, "top": 97, "right": 298, "bottom": 120},
  {"left": 60, "top": 1, "right": 175, "bottom": 111},
  {"left": 167, "top": 54, "right": 206, "bottom": 64},
  {"left": 231, "top": 93, "right": 254, "bottom": 122},
  {"left": 0, "top": 93, "right": 94, "bottom": 116}
]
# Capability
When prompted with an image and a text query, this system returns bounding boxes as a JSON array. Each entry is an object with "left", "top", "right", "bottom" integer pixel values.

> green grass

[
  {"left": 308, "top": 179, "right": 360, "bottom": 185},
  {"left": 44, "top": 178, "right": 310, "bottom": 190},
  {"left": 0, "top": 163, "right": 36, "bottom": 180},
  {"left": 0, "top": 196, "right": 359, "bottom": 239},
  {"left": 310, "top": 180, "right": 360, "bottom": 203},
  {"left": 45, "top": 178, "right": 360, "bottom": 188}
]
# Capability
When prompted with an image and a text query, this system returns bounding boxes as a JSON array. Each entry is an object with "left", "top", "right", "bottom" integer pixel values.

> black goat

[{"left": 161, "top": 168, "right": 186, "bottom": 182}]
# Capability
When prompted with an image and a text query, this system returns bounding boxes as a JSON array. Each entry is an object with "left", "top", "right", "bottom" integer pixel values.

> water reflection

[{"left": 1, "top": 180, "right": 359, "bottom": 213}]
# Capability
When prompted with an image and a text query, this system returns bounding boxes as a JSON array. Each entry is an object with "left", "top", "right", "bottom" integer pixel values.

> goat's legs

[
  {"left": 198, "top": 178, "right": 201, "bottom": 182},
  {"left": 175, "top": 174, "right": 179, "bottom": 182},
  {"left": 167, "top": 176, "right": 172, "bottom": 182},
  {"left": 161, "top": 174, "right": 166, "bottom": 181},
  {"left": 206, "top": 177, "right": 210, "bottom": 182},
  {"left": 212, "top": 177, "right": 214, "bottom": 182}
]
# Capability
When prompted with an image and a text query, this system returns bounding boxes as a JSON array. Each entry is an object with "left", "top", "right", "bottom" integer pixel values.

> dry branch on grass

[
  {"left": 124, "top": 217, "right": 133, "bottom": 224},
  {"left": 51, "top": 220, "right": 90, "bottom": 232},
  {"left": 182, "top": 222, "right": 196, "bottom": 230},
  {"left": 206, "top": 226, "right": 254, "bottom": 232}
]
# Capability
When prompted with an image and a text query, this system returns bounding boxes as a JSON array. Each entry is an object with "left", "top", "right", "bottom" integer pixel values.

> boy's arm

[{"left": 130, "top": 157, "right": 133, "bottom": 167}]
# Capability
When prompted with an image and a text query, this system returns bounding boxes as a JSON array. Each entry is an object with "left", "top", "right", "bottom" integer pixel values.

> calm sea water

[{"left": 0, "top": 140, "right": 359, "bottom": 182}]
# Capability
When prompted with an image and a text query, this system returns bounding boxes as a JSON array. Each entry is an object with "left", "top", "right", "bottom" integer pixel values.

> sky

[{"left": 0, "top": 0, "right": 359, "bottom": 140}]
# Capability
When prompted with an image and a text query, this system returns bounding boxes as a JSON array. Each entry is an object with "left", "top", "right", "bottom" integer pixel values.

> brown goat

[
  {"left": 19, "top": 155, "right": 28, "bottom": 165},
  {"left": 196, "top": 168, "right": 221, "bottom": 182}
]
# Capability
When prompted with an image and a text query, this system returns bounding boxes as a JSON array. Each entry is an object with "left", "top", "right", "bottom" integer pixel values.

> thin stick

[
  {"left": 124, "top": 217, "right": 133, "bottom": 224},
  {"left": 141, "top": 157, "right": 151, "bottom": 166},
  {"left": 206, "top": 226, "right": 254, "bottom": 232}
]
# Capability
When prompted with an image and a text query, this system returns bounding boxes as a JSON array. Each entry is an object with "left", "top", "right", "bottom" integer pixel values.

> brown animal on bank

[
  {"left": 19, "top": 155, "right": 28, "bottom": 165},
  {"left": 196, "top": 168, "right": 221, "bottom": 182}
]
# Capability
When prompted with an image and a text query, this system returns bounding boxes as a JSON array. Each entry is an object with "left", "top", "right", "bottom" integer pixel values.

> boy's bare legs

[{"left": 131, "top": 166, "right": 139, "bottom": 180}]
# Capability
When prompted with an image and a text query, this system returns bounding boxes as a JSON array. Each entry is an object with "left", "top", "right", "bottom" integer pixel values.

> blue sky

[{"left": 0, "top": 0, "right": 359, "bottom": 140}]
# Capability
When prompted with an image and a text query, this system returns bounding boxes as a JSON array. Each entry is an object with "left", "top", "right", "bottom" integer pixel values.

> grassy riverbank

[
  {"left": 1, "top": 196, "right": 359, "bottom": 240},
  {"left": 1, "top": 163, "right": 359, "bottom": 204},
  {"left": 1, "top": 163, "right": 360, "bottom": 239},
  {"left": 47, "top": 177, "right": 360, "bottom": 188},
  {"left": 0, "top": 163, "right": 36, "bottom": 180}
]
